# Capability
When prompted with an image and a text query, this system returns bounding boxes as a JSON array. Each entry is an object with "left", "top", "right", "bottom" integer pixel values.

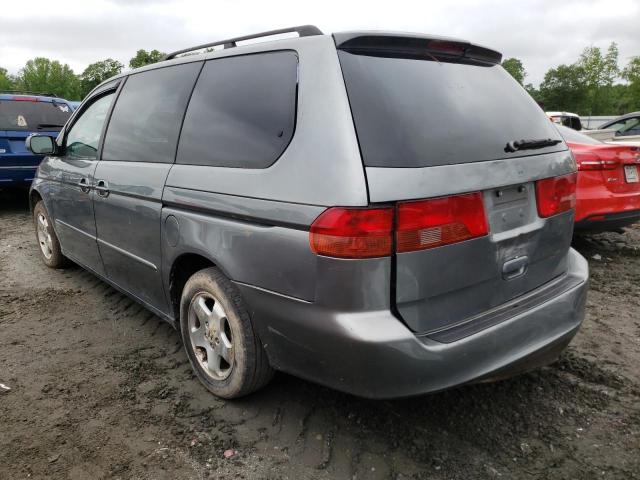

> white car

[{"left": 546, "top": 111, "right": 583, "bottom": 130}]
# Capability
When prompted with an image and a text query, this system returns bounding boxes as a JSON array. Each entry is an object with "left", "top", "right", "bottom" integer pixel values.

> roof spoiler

[
  {"left": 333, "top": 32, "right": 502, "bottom": 65},
  {"left": 164, "top": 25, "right": 323, "bottom": 61}
]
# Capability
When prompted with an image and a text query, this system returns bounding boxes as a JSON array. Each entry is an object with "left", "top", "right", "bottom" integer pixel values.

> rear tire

[
  {"left": 33, "top": 200, "right": 68, "bottom": 269},
  {"left": 180, "top": 267, "right": 273, "bottom": 399}
]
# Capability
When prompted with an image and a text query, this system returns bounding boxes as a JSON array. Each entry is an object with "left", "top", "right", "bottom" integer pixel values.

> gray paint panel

[
  {"left": 41, "top": 156, "right": 104, "bottom": 275},
  {"left": 236, "top": 248, "right": 587, "bottom": 398},
  {"left": 165, "top": 36, "right": 368, "bottom": 207},
  {"left": 162, "top": 187, "right": 326, "bottom": 228},
  {"left": 366, "top": 150, "right": 575, "bottom": 202},
  {"left": 161, "top": 207, "right": 319, "bottom": 302},
  {"left": 94, "top": 161, "right": 171, "bottom": 313}
]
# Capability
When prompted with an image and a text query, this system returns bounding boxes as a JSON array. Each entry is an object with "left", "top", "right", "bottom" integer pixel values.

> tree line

[
  {"left": 502, "top": 42, "right": 640, "bottom": 115},
  {"left": 0, "top": 49, "right": 165, "bottom": 100},
  {"left": 1, "top": 44, "right": 639, "bottom": 115}
]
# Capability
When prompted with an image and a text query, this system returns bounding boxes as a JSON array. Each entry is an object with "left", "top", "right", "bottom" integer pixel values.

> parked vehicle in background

[
  {"left": 597, "top": 111, "right": 640, "bottom": 139},
  {"left": 68, "top": 101, "right": 82, "bottom": 111},
  {"left": 0, "top": 92, "right": 73, "bottom": 187},
  {"left": 26, "top": 26, "right": 588, "bottom": 400},
  {"left": 557, "top": 125, "right": 640, "bottom": 231},
  {"left": 547, "top": 111, "right": 583, "bottom": 130}
]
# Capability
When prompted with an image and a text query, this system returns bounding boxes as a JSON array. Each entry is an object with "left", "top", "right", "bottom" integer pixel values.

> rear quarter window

[
  {"left": 176, "top": 51, "right": 298, "bottom": 169},
  {"left": 338, "top": 51, "right": 564, "bottom": 168}
]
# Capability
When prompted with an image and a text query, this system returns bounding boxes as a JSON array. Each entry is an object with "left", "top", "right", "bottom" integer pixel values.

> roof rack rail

[
  {"left": 0, "top": 89, "right": 59, "bottom": 98},
  {"left": 164, "top": 25, "right": 323, "bottom": 60}
]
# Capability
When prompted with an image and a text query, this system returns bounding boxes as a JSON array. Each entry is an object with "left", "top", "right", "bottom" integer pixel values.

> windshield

[
  {"left": 556, "top": 124, "right": 601, "bottom": 145},
  {"left": 605, "top": 117, "right": 640, "bottom": 135},
  {"left": 0, "top": 100, "right": 71, "bottom": 131},
  {"left": 338, "top": 51, "right": 565, "bottom": 168}
]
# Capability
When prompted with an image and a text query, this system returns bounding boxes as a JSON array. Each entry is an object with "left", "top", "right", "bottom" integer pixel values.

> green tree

[
  {"left": 80, "top": 58, "right": 123, "bottom": 98},
  {"left": 0, "top": 67, "right": 15, "bottom": 91},
  {"left": 129, "top": 49, "right": 165, "bottom": 69},
  {"left": 621, "top": 56, "right": 640, "bottom": 111},
  {"left": 502, "top": 57, "right": 526, "bottom": 85},
  {"left": 16, "top": 57, "right": 80, "bottom": 100},
  {"left": 538, "top": 63, "right": 588, "bottom": 112},
  {"left": 577, "top": 42, "right": 619, "bottom": 115}
]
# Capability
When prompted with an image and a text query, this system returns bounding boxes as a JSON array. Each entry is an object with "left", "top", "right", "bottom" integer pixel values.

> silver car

[{"left": 26, "top": 26, "right": 588, "bottom": 399}]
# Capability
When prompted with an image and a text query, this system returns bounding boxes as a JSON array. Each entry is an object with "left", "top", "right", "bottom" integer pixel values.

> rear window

[
  {"left": 0, "top": 99, "right": 71, "bottom": 131},
  {"left": 338, "top": 51, "right": 564, "bottom": 168},
  {"left": 176, "top": 51, "right": 298, "bottom": 169}
]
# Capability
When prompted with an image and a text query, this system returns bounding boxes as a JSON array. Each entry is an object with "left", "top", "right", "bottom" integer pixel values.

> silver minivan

[{"left": 27, "top": 26, "right": 588, "bottom": 399}]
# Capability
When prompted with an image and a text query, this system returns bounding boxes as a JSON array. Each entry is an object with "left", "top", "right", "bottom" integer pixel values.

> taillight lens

[
  {"left": 396, "top": 192, "right": 488, "bottom": 253},
  {"left": 309, "top": 207, "right": 393, "bottom": 258},
  {"left": 535, "top": 173, "right": 577, "bottom": 218},
  {"left": 574, "top": 151, "right": 618, "bottom": 170}
]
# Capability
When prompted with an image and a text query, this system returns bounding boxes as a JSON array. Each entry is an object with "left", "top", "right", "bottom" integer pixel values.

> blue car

[
  {"left": 0, "top": 92, "right": 73, "bottom": 187},
  {"left": 68, "top": 100, "right": 82, "bottom": 111}
]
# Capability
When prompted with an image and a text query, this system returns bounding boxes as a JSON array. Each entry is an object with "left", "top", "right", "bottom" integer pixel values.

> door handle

[
  {"left": 502, "top": 256, "right": 529, "bottom": 280},
  {"left": 95, "top": 180, "right": 110, "bottom": 198},
  {"left": 78, "top": 177, "right": 91, "bottom": 194}
]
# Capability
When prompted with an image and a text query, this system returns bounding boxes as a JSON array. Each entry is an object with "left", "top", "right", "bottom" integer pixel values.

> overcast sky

[{"left": 1, "top": 0, "right": 638, "bottom": 85}]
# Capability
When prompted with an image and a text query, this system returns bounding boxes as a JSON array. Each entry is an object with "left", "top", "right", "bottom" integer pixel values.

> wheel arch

[
  {"left": 168, "top": 252, "right": 218, "bottom": 323},
  {"left": 29, "top": 188, "right": 43, "bottom": 213}
]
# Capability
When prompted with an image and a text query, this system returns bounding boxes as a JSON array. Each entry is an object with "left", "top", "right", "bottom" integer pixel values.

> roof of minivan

[{"left": 87, "top": 29, "right": 502, "bottom": 97}]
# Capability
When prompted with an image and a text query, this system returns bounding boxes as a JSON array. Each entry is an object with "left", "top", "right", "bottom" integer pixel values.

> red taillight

[
  {"left": 309, "top": 207, "right": 393, "bottom": 259},
  {"left": 396, "top": 192, "right": 488, "bottom": 253},
  {"left": 427, "top": 40, "right": 465, "bottom": 56},
  {"left": 11, "top": 96, "right": 38, "bottom": 102},
  {"left": 574, "top": 151, "right": 618, "bottom": 171},
  {"left": 535, "top": 173, "right": 577, "bottom": 218}
]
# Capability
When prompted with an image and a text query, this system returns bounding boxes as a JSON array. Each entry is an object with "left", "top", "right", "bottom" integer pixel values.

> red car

[{"left": 557, "top": 125, "right": 640, "bottom": 231}]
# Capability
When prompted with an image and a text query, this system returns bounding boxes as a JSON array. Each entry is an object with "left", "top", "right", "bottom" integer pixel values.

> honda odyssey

[{"left": 27, "top": 26, "right": 588, "bottom": 399}]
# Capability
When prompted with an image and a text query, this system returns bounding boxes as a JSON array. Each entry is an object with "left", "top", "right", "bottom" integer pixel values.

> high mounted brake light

[
  {"left": 427, "top": 40, "right": 465, "bottom": 56},
  {"left": 535, "top": 173, "right": 577, "bottom": 218}
]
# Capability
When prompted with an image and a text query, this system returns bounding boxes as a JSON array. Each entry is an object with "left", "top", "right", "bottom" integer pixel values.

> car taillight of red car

[{"left": 567, "top": 141, "right": 640, "bottom": 230}]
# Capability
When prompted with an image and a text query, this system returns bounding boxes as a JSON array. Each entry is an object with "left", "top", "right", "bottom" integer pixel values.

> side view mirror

[{"left": 26, "top": 134, "right": 56, "bottom": 155}]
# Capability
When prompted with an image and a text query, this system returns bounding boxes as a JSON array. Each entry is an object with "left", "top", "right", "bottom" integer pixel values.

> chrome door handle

[
  {"left": 95, "top": 180, "right": 110, "bottom": 198},
  {"left": 78, "top": 177, "right": 91, "bottom": 194}
]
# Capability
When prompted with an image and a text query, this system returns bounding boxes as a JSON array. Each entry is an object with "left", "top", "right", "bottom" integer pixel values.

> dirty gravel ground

[{"left": 0, "top": 189, "right": 639, "bottom": 480}]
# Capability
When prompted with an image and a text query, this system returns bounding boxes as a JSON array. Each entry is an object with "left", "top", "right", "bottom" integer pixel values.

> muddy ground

[{"left": 0, "top": 189, "right": 639, "bottom": 480}]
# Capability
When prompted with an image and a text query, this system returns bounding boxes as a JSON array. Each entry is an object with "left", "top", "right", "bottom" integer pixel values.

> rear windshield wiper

[
  {"left": 505, "top": 138, "right": 562, "bottom": 153},
  {"left": 37, "top": 123, "right": 64, "bottom": 130}
]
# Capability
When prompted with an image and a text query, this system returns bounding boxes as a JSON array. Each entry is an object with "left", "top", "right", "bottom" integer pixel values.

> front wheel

[
  {"left": 180, "top": 267, "right": 273, "bottom": 399},
  {"left": 33, "top": 200, "right": 68, "bottom": 268}
]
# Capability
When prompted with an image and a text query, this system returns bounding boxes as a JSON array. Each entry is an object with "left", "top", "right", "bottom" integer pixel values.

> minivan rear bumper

[{"left": 238, "top": 248, "right": 588, "bottom": 399}]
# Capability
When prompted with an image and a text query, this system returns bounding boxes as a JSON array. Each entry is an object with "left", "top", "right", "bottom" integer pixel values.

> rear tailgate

[{"left": 336, "top": 33, "right": 577, "bottom": 335}]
